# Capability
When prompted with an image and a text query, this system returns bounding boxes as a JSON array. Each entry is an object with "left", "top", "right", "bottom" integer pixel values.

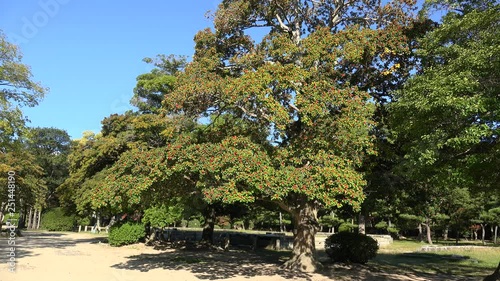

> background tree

[
  {"left": 26, "top": 127, "right": 71, "bottom": 208},
  {"left": 0, "top": 31, "right": 47, "bottom": 226},
  {"left": 389, "top": 0, "right": 499, "bottom": 195},
  {"left": 0, "top": 31, "right": 46, "bottom": 151},
  {"left": 131, "top": 55, "right": 186, "bottom": 114}
]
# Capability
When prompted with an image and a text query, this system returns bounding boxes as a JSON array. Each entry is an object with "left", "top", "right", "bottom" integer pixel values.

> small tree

[{"left": 142, "top": 203, "right": 184, "bottom": 242}]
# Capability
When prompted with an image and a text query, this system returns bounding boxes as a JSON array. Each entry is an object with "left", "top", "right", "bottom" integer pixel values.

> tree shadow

[
  {"left": 0, "top": 231, "right": 107, "bottom": 263},
  {"left": 112, "top": 248, "right": 314, "bottom": 280}
]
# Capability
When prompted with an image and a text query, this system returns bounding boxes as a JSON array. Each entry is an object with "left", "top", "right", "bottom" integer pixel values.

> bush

[
  {"left": 188, "top": 219, "right": 201, "bottom": 228},
  {"left": 324, "top": 232, "right": 379, "bottom": 264},
  {"left": 180, "top": 219, "right": 188, "bottom": 228},
  {"left": 108, "top": 222, "right": 145, "bottom": 247},
  {"left": 76, "top": 217, "right": 91, "bottom": 226},
  {"left": 41, "top": 208, "right": 76, "bottom": 231},
  {"left": 338, "top": 222, "right": 357, "bottom": 233},
  {"left": 143, "top": 204, "right": 183, "bottom": 228}
]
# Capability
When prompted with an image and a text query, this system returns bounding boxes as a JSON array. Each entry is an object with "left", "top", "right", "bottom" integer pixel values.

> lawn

[{"left": 371, "top": 239, "right": 500, "bottom": 278}]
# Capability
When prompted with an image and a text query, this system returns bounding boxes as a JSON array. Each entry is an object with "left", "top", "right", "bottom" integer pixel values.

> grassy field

[{"left": 371, "top": 239, "right": 500, "bottom": 278}]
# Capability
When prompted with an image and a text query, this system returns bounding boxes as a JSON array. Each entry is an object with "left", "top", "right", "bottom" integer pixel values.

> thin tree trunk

[
  {"left": 33, "top": 208, "right": 38, "bottom": 229},
  {"left": 423, "top": 219, "right": 433, "bottom": 245},
  {"left": 27, "top": 207, "right": 33, "bottom": 229},
  {"left": 443, "top": 226, "right": 449, "bottom": 240},
  {"left": 358, "top": 213, "right": 366, "bottom": 235},
  {"left": 37, "top": 208, "right": 42, "bottom": 229},
  {"left": 201, "top": 205, "right": 215, "bottom": 244},
  {"left": 0, "top": 202, "right": 5, "bottom": 227},
  {"left": 283, "top": 201, "right": 321, "bottom": 273},
  {"left": 495, "top": 226, "right": 498, "bottom": 244},
  {"left": 481, "top": 224, "right": 486, "bottom": 245},
  {"left": 418, "top": 223, "right": 424, "bottom": 242},
  {"left": 279, "top": 212, "right": 284, "bottom": 233}
]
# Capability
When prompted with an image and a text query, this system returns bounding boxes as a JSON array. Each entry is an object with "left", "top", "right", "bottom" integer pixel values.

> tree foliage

[
  {"left": 87, "top": 0, "right": 422, "bottom": 272},
  {"left": 26, "top": 127, "right": 71, "bottom": 208},
  {"left": 131, "top": 55, "right": 186, "bottom": 114},
  {"left": 0, "top": 31, "right": 47, "bottom": 151},
  {"left": 389, "top": 1, "right": 500, "bottom": 193}
]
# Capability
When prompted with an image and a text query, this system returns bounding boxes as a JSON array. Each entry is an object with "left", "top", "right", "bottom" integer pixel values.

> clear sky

[{"left": 1, "top": 0, "right": 219, "bottom": 139}]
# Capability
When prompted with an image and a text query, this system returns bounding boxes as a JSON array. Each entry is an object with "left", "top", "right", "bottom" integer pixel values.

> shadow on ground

[
  {"left": 0, "top": 231, "right": 107, "bottom": 263},
  {"left": 112, "top": 248, "right": 314, "bottom": 280}
]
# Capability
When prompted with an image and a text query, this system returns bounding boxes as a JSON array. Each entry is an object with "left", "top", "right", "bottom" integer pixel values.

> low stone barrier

[
  {"left": 78, "top": 225, "right": 108, "bottom": 233},
  {"left": 420, "top": 245, "right": 489, "bottom": 252},
  {"left": 156, "top": 228, "right": 294, "bottom": 250},
  {"left": 315, "top": 233, "right": 394, "bottom": 249},
  {"left": 368, "top": 234, "right": 393, "bottom": 247}
]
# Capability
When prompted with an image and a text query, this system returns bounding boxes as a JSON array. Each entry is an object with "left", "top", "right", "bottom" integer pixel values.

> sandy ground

[{"left": 0, "top": 231, "right": 481, "bottom": 281}]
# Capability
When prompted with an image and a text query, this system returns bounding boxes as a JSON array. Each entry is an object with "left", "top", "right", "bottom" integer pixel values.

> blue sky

[{"left": 1, "top": 0, "right": 219, "bottom": 139}]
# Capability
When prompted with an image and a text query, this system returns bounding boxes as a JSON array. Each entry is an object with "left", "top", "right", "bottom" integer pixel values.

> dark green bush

[
  {"left": 338, "top": 222, "right": 357, "bottom": 233},
  {"left": 108, "top": 222, "right": 145, "bottom": 247},
  {"left": 188, "top": 219, "right": 201, "bottom": 228},
  {"left": 76, "top": 217, "right": 91, "bottom": 226},
  {"left": 324, "top": 232, "right": 379, "bottom": 264},
  {"left": 41, "top": 208, "right": 76, "bottom": 231}
]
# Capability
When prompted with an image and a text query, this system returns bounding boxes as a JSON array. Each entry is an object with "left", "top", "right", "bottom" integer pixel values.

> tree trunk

[
  {"left": 33, "top": 208, "right": 38, "bottom": 229},
  {"left": 358, "top": 213, "right": 366, "bottom": 235},
  {"left": 279, "top": 212, "right": 284, "bottom": 233},
  {"left": 423, "top": 219, "right": 432, "bottom": 245},
  {"left": 481, "top": 224, "right": 486, "bottom": 245},
  {"left": 283, "top": 202, "right": 321, "bottom": 273},
  {"left": 96, "top": 214, "right": 101, "bottom": 228},
  {"left": 417, "top": 223, "right": 424, "bottom": 242},
  {"left": 201, "top": 205, "right": 215, "bottom": 244},
  {"left": 37, "top": 208, "right": 42, "bottom": 229},
  {"left": 443, "top": 226, "right": 449, "bottom": 240},
  {"left": 495, "top": 226, "right": 498, "bottom": 244},
  {"left": 0, "top": 202, "right": 5, "bottom": 223},
  {"left": 27, "top": 207, "right": 33, "bottom": 229}
]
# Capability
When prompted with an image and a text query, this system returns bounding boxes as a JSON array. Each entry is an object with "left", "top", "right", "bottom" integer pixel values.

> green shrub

[
  {"left": 338, "top": 222, "right": 357, "bottom": 233},
  {"left": 41, "top": 208, "right": 76, "bottom": 231},
  {"left": 108, "top": 222, "right": 145, "bottom": 247},
  {"left": 180, "top": 219, "right": 188, "bottom": 228},
  {"left": 387, "top": 227, "right": 399, "bottom": 236},
  {"left": 325, "top": 232, "right": 379, "bottom": 264},
  {"left": 375, "top": 221, "right": 388, "bottom": 230},
  {"left": 76, "top": 217, "right": 91, "bottom": 226},
  {"left": 188, "top": 219, "right": 201, "bottom": 228},
  {"left": 143, "top": 204, "right": 183, "bottom": 228}
]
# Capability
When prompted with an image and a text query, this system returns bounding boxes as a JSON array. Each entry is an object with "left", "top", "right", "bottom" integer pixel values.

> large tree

[{"left": 95, "top": 0, "right": 420, "bottom": 272}]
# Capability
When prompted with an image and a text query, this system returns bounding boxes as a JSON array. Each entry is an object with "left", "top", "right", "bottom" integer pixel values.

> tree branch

[{"left": 275, "top": 14, "right": 290, "bottom": 32}]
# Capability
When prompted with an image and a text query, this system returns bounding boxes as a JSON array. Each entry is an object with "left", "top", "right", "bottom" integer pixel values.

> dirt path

[{"left": 0, "top": 231, "right": 480, "bottom": 281}]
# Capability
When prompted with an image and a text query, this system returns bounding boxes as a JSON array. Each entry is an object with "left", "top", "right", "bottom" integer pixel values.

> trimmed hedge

[
  {"left": 324, "top": 232, "right": 379, "bottom": 264},
  {"left": 41, "top": 208, "right": 76, "bottom": 231},
  {"left": 108, "top": 222, "right": 145, "bottom": 247}
]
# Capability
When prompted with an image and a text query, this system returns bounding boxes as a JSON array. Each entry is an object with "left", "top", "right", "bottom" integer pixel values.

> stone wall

[{"left": 157, "top": 228, "right": 294, "bottom": 250}]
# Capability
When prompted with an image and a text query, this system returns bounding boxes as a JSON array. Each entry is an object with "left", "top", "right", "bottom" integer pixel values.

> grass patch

[{"left": 372, "top": 239, "right": 500, "bottom": 278}]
